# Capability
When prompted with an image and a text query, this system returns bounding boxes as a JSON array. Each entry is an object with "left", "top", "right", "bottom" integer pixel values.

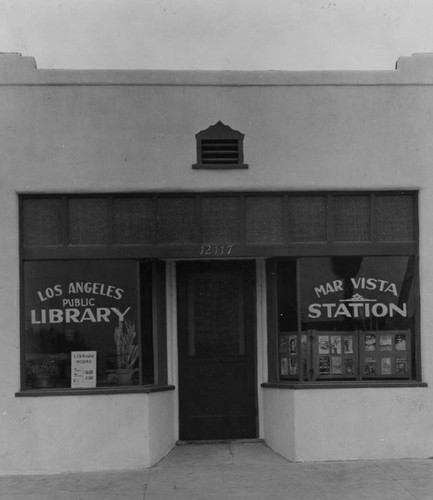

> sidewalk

[{"left": 1, "top": 442, "right": 433, "bottom": 499}]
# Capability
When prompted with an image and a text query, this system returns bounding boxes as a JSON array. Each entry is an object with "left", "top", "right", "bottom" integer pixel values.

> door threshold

[{"left": 177, "top": 438, "right": 264, "bottom": 445}]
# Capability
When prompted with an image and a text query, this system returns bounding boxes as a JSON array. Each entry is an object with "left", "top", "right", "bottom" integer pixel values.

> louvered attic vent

[
  {"left": 201, "top": 139, "right": 239, "bottom": 164},
  {"left": 193, "top": 121, "right": 248, "bottom": 169}
]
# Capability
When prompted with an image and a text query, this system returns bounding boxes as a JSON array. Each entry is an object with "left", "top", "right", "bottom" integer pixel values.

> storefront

[{"left": 1, "top": 53, "right": 433, "bottom": 473}]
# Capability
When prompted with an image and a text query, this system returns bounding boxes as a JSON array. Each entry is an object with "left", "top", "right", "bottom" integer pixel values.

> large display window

[
  {"left": 22, "top": 260, "right": 161, "bottom": 391},
  {"left": 271, "top": 256, "right": 419, "bottom": 383}
]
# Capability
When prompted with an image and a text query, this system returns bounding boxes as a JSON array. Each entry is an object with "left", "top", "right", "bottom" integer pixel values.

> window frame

[
  {"left": 17, "top": 253, "right": 169, "bottom": 396},
  {"left": 265, "top": 254, "right": 423, "bottom": 388}
]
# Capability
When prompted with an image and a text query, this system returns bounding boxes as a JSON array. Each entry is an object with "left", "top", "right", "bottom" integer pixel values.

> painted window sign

[
  {"left": 307, "top": 277, "right": 407, "bottom": 320},
  {"left": 30, "top": 279, "right": 130, "bottom": 325},
  {"left": 24, "top": 260, "right": 140, "bottom": 389},
  {"left": 300, "top": 256, "right": 415, "bottom": 328}
]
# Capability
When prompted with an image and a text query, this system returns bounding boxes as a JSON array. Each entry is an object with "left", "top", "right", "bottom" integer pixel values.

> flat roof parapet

[{"left": 2, "top": 52, "right": 433, "bottom": 86}]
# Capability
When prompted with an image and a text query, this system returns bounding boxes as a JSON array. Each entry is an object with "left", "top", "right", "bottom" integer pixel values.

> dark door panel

[{"left": 177, "top": 261, "right": 257, "bottom": 440}]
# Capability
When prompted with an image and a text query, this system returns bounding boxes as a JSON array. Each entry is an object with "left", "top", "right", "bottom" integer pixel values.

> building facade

[{"left": 1, "top": 52, "right": 433, "bottom": 473}]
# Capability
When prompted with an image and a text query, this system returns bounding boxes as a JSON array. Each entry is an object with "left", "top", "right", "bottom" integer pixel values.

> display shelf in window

[
  {"left": 278, "top": 332, "right": 308, "bottom": 381},
  {"left": 361, "top": 330, "right": 411, "bottom": 379},
  {"left": 312, "top": 331, "right": 358, "bottom": 380}
]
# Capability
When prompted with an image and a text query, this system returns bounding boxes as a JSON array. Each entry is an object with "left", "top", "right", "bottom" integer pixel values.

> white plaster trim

[
  {"left": 3, "top": 53, "right": 433, "bottom": 85},
  {"left": 166, "top": 260, "right": 179, "bottom": 441},
  {"left": 256, "top": 259, "right": 267, "bottom": 439}
]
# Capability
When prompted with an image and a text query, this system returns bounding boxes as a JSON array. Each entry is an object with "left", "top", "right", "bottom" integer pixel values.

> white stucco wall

[
  {"left": 0, "top": 392, "right": 175, "bottom": 474},
  {"left": 147, "top": 391, "right": 176, "bottom": 466},
  {"left": 263, "top": 387, "right": 433, "bottom": 462},
  {"left": 1, "top": 53, "right": 433, "bottom": 472}
]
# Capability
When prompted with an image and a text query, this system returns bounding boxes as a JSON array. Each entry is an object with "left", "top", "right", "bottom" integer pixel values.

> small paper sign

[{"left": 71, "top": 351, "right": 97, "bottom": 388}]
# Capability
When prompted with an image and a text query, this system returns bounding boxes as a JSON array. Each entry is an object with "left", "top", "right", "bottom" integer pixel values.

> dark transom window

[{"left": 21, "top": 192, "right": 417, "bottom": 260}]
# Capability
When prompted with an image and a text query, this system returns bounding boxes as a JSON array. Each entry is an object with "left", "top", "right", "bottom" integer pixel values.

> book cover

[
  {"left": 330, "top": 335, "right": 342, "bottom": 355},
  {"left": 364, "top": 357, "right": 377, "bottom": 375},
  {"left": 381, "top": 357, "right": 392, "bottom": 375},
  {"left": 319, "top": 356, "right": 330, "bottom": 375},
  {"left": 395, "top": 334, "right": 407, "bottom": 351},
  {"left": 343, "top": 336, "right": 353, "bottom": 354},
  {"left": 365, "top": 334, "right": 376, "bottom": 351},
  {"left": 318, "top": 336, "right": 330, "bottom": 354},
  {"left": 331, "top": 356, "right": 342, "bottom": 375}
]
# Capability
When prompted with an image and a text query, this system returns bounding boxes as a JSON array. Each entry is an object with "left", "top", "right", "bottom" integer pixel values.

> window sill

[
  {"left": 15, "top": 384, "right": 175, "bottom": 397},
  {"left": 261, "top": 381, "right": 428, "bottom": 390},
  {"left": 192, "top": 163, "right": 249, "bottom": 170}
]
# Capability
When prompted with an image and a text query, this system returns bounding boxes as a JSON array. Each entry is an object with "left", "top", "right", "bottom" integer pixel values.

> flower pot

[
  {"left": 114, "top": 368, "right": 137, "bottom": 385},
  {"left": 33, "top": 374, "right": 52, "bottom": 388}
]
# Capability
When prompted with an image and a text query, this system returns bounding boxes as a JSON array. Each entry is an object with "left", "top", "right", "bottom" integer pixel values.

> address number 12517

[{"left": 199, "top": 244, "right": 234, "bottom": 256}]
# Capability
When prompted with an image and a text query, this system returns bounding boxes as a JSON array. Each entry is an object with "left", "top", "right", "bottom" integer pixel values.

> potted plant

[
  {"left": 26, "top": 357, "right": 63, "bottom": 388},
  {"left": 113, "top": 320, "right": 139, "bottom": 384}
]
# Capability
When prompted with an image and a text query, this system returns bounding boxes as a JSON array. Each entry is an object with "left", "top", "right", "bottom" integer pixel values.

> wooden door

[{"left": 177, "top": 261, "right": 257, "bottom": 440}]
